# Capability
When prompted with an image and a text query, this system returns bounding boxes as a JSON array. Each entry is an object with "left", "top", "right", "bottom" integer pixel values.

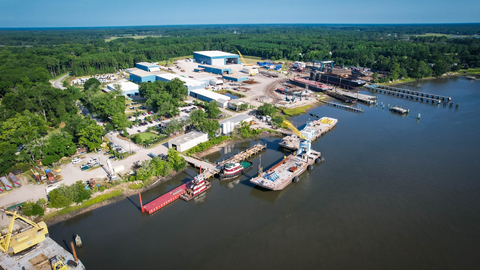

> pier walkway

[
  {"left": 320, "top": 100, "right": 363, "bottom": 113},
  {"left": 365, "top": 84, "right": 451, "bottom": 102}
]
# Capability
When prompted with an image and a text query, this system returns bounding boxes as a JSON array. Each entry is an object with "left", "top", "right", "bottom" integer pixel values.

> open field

[
  {"left": 105, "top": 35, "right": 161, "bottom": 42},
  {"left": 136, "top": 132, "right": 158, "bottom": 141},
  {"left": 281, "top": 105, "right": 313, "bottom": 117}
]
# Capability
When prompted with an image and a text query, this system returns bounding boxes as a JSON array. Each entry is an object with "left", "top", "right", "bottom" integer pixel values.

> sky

[{"left": 0, "top": 0, "right": 479, "bottom": 28}]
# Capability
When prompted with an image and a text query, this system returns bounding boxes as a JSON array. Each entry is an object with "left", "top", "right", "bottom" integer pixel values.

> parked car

[
  {"left": 148, "top": 153, "right": 156, "bottom": 158},
  {"left": 80, "top": 164, "right": 90, "bottom": 171}
]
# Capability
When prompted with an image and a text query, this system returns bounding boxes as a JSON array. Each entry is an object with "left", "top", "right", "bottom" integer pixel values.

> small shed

[{"left": 216, "top": 98, "right": 229, "bottom": 108}]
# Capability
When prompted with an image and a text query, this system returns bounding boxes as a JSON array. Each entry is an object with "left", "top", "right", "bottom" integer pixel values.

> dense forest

[{"left": 0, "top": 24, "right": 479, "bottom": 173}]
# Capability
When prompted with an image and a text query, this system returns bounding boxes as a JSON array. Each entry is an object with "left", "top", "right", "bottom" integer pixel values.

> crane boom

[
  {"left": 283, "top": 120, "right": 307, "bottom": 140},
  {"left": 0, "top": 210, "right": 48, "bottom": 254},
  {"left": 237, "top": 50, "right": 254, "bottom": 66}
]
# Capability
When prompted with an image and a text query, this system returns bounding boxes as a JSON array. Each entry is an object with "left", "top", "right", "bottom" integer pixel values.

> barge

[
  {"left": 251, "top": 120, "right": 323, "bottom": 191},
  {"left": 325, "top": 90, "right": 357, "bottom": 103},
  {"left": 289, "top": 77, "right": 333, "bottom": 92},
  {"left": 278, "top": 117, "right": 338, "bottom": 150}
]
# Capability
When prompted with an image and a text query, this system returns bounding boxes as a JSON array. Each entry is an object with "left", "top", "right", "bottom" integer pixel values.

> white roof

[
  {"left": 127, "top": 68, "right": 162, "bottom": 77},
  {"left": 190, "top": 88, "right": 231, "bottom": 102},
  {"left": 219, "top": 114, "right": 252, "bottom": 125},
  {"left": 169, "top": 130, "right": 207, "bottom": 145},
  {"left": 107, "top": 80, "right": 139, "bottom": 91},
  {"left": 137, "top": 62, "right": 159, "bottom": 67},
  {"left": 194, "top": 51, "right": 238, "bottom": 58},
  {"left": 156, "top": 74, "right": 205, "bottom": 87}
]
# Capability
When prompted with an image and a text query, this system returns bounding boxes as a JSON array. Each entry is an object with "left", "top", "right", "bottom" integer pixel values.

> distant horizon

[
  {"left": 1, "top": 22, "right": 480, "bottom": 30},
  {"left": 1, "top": 0, "right": 479, "bottom": 28}
]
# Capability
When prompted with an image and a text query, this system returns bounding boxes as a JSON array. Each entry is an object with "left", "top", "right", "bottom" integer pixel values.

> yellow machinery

[
  {"left": 50, "top": 255, "right": 70, "bottom": 270},
  {"left": 0, "top": 210, "right": 48, "bottom": 254},
  {"left": 237, "top": 50, "right": 254, "bottom": 66},
  {"left": 283, "top": 120, "right": 307, "bottom": 140}
]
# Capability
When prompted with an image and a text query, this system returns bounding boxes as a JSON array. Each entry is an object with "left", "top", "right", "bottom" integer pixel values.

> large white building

[
  {"left": 167, "top": 131, "right": 209, "bottom": 152},
  {"left": 106, "top": 79, "right": 140, "bottom": 97},
  {"left": 219, "top": 115, "right": 253, "bottom": 135}
]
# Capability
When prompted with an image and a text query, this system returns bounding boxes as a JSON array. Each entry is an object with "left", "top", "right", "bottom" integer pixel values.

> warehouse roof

[
  {"left": 168, "top": 130, "right": 207, "bottom": 145},
  {"left": 219, "top": 114, "right": 252, "bottom": 125},
  {"left": 106, "top": 80, "right": 139, "bottom": 92},
  {"left": 136, "top": 62, "right": 159, "bottom": 67},
  {"left": 156, "top": 74, "right": 206, "bottom": 87},
  {"left": 127, "top": 68, "right": 163, "bottom": 77},
  {"left": 194, "top": 51, "right": 238, "bottom": 57},
  {"left": 190, "top": 88, "right": 231, "bottom": 102}
]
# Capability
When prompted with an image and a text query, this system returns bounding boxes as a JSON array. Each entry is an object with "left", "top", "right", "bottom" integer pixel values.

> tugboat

[
  {"left": 219, "top": 161, "right": 252, "bottom": 180},
  {"left": 180, "top": 174, "right": 211, "bottom": 201}
]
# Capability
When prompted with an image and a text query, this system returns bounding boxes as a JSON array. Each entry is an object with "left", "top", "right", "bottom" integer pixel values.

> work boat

[
  {"left": 219, "top": 161, "right": 252, "bottom": 180},
  {"left": 181, "top": 174, "right": 211, "bottom": 201}
]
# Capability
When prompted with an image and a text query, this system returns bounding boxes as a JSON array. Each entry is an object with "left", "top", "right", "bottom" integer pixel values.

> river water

[{"left": 50, "top": 77, "right": 480, "bottom": 270}]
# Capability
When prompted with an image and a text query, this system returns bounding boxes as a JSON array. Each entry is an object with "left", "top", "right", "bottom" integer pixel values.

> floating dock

[
  {"left": 390, "top": 106, "right": 409, "bottom": 114},
  {"left": 321, "top": 101, "right": 363, "bottom": 113},
  {"left": 142, "top": 184, "right": 188, "bottom": 214},
  {"left": 365, "top": 84, "right": 451, "bottom": 102},
  {"left": 279, "top": 117, "right": 338, "bottom": 150}
]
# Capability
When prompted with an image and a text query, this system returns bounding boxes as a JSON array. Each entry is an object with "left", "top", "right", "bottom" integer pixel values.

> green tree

[
  {"left": 48, "top": 188, "right": 72, "bottom": 208},
  {"left": 77, "top": 124, "right": 103, "bottom": 151},
  {"left": 84, "top": 78, "right": 101, "bottom": 91},
  {"left": 205, "top": 101, "right": 221, "bottom": 119},
  {"left": 257, "top": 103, "right": 276, "bottom": 116},
  {"left": 167, "top": 148, "right": 186, "bottom": 171}
]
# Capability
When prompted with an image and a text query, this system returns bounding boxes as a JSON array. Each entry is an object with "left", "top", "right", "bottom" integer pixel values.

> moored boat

[
  {"left": 180, "top": 175, "right": 211, "bottom": 201},
  {"left": 219, "top": 161, "right": 252, "bottom": 180}
]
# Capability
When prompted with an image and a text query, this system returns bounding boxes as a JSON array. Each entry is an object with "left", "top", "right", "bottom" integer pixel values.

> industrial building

[
  {"left": 155, "top": 74, "right": 207, "bottom": 92},
  {"left": 198, "top": 64, "right": 232, "bottom": 75},
  {"left": 106, "top": 80, "right": 140, "bottom": 97},
  {"left": 190, "top": 88, "right": 231, "bottom": 104},
  {"left": 193, "top": 51, "right": 239, "bottom": 66},
  {"left": 168, "top": 131, "right": 209, "bottom": 152},
  {"left": 219, "top": 115, "right": 253, "bottom": 135},
  {"left": 127, "top": 68, "right": 159, "bottom": 84},
  {"left": 223, "top": 74, "right": 248, "bottom": 82},
  {"left": 136, "top": 62, "right": 160, "bottom": 72}
]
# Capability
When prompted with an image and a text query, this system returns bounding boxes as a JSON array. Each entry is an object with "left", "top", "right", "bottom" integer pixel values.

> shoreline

[{"left": 44, "top": 131, "right": 283, "bottom": 225}]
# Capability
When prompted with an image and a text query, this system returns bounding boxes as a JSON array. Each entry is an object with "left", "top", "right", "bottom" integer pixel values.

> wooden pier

[
  {"left": 184, "top": 143, "right": 266, "bottom": 179},
  {"left": 323, "top": 101, "right": 363, "bottom": 113},
  {"left": 365, "top": 84, "right": 451, "bottom": 102}
]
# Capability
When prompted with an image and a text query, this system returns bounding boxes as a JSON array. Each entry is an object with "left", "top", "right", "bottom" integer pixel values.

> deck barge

[{"left": 279, "top": 117, "right": 338, "bottom": 151}]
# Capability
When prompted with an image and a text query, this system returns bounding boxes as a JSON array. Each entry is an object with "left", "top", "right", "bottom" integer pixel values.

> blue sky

[{"left": 0, "top": 0, "right": 478, "bottom": 27}]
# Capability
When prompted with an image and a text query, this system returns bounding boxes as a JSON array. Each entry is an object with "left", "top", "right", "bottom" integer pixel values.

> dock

[
  {"left": 365, "top": 84, "right": 451, "bottom": 103},
  {"left": 390, "top": 106, "right": 409, "bottom": 114},
  {"left": 332, "top": 88, "right": 377, "bottom": 104},
  {"left": 279, "top": 117, "right": 338, "bottom": 150},
  {"left": 322, "top": 101, "right": 363, "bottom": 113},
  {"left": 142, "top": 144, "right": 266, "bottom": 215}
]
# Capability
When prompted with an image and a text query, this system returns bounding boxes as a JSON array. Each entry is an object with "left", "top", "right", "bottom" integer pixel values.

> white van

[{"left": 46, "top": 184, "right": 60, "bottom": 194}]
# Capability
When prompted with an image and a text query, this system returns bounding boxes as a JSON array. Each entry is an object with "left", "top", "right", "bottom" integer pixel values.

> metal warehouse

[
  {"left": 136, "top": 62, "right": 160, "bottom": 72},
  {"left": 155, "top": 74, "right": 207, "bottom": 93},
  {"left": 223, "top": 74, "right": 248, "bottom": 82},
  {"left": 193, "top": 51, "right": 239, "bottom": 66},
  {"left": 168, "top": 131, "right": 209, "bottom": 152},
  {"left": 190, "top": 88, "right": 231, "bottom": 104},
  {"left": 219, "top": 115, "right": 253, "bottom": 135},
  {"left": 198, "top": 64, "right": 232, "bottom": 75},
  {"left": 106, "top": 79, "right": 140, "bottom": 97},
  {"left": 127, "top": 68, "right": 159, "bottom": 83}
]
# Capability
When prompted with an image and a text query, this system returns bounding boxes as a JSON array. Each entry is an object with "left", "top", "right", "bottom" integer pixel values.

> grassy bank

[
  {"left": 43, "top": 190, "right": 123, "bottom": 221},
  {"left": 281, "top": 105, "right": 312, "bottom": 117}
]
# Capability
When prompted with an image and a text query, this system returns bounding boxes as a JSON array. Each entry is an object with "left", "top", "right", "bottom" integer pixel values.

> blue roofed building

[
  {"left": 193, "top": 51, "right": 239, "bottom": 66},
  {"left": 136, "top": 62, "right": 160, "bottom": 72}
]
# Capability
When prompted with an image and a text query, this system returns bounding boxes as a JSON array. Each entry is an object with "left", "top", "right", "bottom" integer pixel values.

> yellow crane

[
  {"left": 283, "top": 120, "right": 307, "bottom": 140},
  {"left": 237, "top": 50, "right": 254, "bottom": 66},
  {"left": 0, "top": 210, "right": 48, "bottom": 254}
]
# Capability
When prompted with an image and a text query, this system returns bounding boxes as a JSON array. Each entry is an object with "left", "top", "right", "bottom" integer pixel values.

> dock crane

[
  {"left": 283, "top": 120, "right": 315, "bottom": 155},
  {"left": 0, "top": 210, "right": 48, "bottom": 254}
]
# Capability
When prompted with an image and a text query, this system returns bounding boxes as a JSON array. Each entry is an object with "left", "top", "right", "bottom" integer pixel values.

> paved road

[{"left": 52, "top": 73, "right": 69, "bottom": 89}]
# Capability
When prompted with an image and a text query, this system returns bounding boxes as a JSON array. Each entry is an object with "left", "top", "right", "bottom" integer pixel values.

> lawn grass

[
  {"left": 282, "top": 105, "right": 312, "bottom": 117},
  {"left": 136, "top": 132, "right": 158, "bottom": 141},
  {"left": 128, "top": 183, "right": 144, "bottom": 189},
  {"left": 217, "top": 89, "right": 246, "bottom": 98},
  {"left": 43, "top": 190, "right": 123, "bottom": 221}
]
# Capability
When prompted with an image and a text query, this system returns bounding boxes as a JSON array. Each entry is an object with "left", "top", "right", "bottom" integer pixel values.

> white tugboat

[{"left": 180, "top": 174, "right": 211, "bottom": 201}]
